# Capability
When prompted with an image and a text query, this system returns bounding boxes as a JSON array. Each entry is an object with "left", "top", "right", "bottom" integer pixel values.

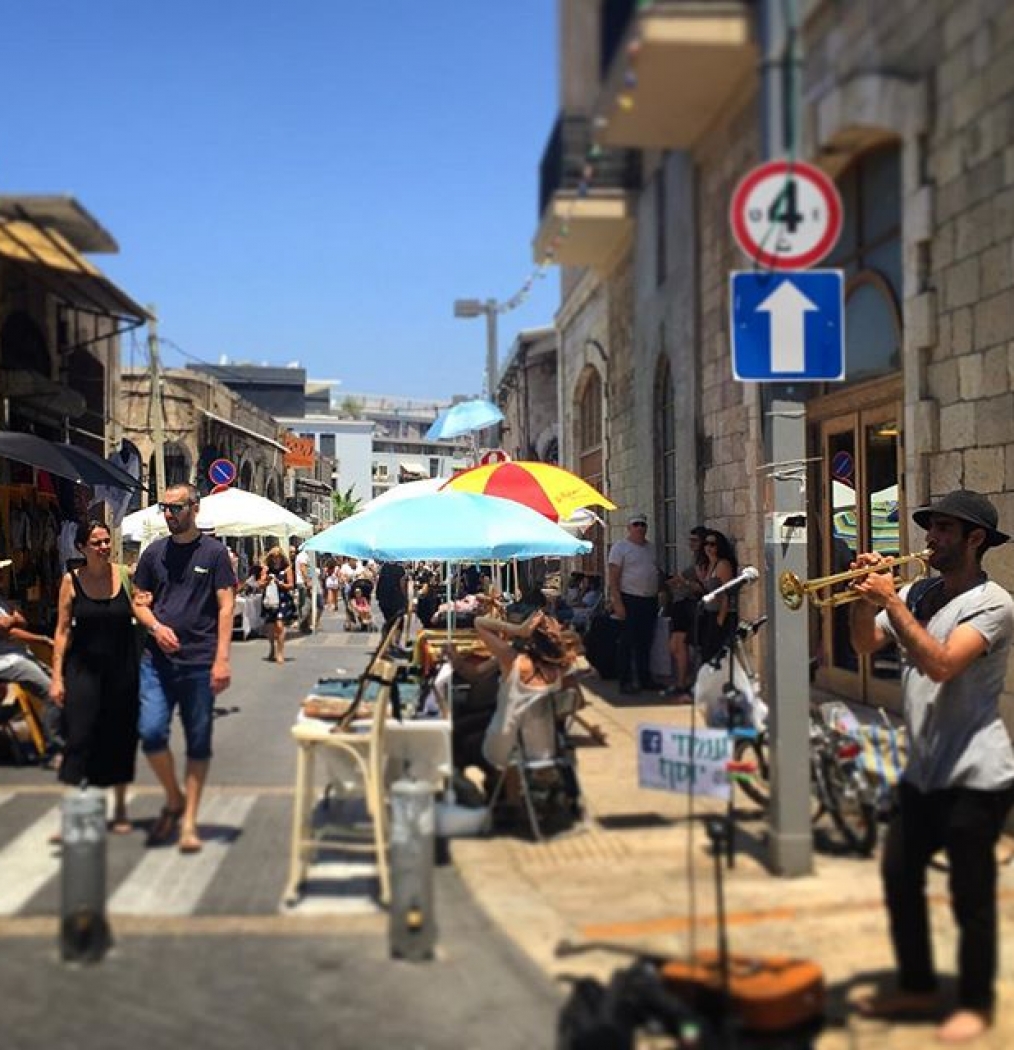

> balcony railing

[
  {"left": 538, "top": 114, "right": 641, "bottom": 219},
  {"left": 601, "top": 0, "right": 637, "bottom": 78}
]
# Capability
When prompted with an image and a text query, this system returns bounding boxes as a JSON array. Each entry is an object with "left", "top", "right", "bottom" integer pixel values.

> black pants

[
  {"left": 616, "top": 593, "right": 657, "bottom": 688},
  {"left": 882, "top": 779, "right": 1014, "bottom": 1013}
]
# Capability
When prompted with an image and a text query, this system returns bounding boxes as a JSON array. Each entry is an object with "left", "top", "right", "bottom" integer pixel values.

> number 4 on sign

[{"left": 758, "top": 281, "right": 817, "bottom": 373}]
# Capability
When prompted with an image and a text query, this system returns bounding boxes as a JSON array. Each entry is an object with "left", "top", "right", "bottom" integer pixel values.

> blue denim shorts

[{"left": 138, "top": 654, "right": 215, "bottom": 760}]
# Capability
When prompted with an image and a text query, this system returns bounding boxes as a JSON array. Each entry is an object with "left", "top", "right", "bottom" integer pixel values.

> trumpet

[{"left": 779, "top": 550, "right": 932, "bottom": 610}]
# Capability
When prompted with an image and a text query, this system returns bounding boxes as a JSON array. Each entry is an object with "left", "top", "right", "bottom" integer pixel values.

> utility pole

[
  {"left": 483, "top": 299, "right": 500, "bottom": 447},
  {"left": 146, "top": 309, "right": 167, "bottom": 500},
  {"left": 760, "top": 0, "right": 813, "bottom": 877}
]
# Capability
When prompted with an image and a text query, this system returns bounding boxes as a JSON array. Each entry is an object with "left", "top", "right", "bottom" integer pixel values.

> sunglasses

[
  {"left": 704, "top": 540, "right": 718, "bottom": 547},
  {"left": 159, "top": 500, "right": 195, "bottom": 515}
]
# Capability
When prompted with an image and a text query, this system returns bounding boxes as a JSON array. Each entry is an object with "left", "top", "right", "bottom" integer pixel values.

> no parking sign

[{"left": 208, "top": 458, "right": 237, "bottom": 487}]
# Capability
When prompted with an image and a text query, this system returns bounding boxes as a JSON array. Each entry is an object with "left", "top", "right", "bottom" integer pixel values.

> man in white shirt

[
  {"left": 607, "top": 513, "right": 661, "bottom": 694},
  {"left": 294, "top": 545, "right": 314, "bottom": 633}
]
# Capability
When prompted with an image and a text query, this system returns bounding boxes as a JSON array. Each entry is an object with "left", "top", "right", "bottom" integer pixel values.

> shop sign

[{"left": 283, "top": 432, "right": 315, "bottom": 469}]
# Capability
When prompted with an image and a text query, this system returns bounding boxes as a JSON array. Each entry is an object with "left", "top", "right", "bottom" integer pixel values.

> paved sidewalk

[{"left": 451, "top": 678, "right": 1014, "bottom": 1048}]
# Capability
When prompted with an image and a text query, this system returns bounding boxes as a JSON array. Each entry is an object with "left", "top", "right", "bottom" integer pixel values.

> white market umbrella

[
  {"left": 197, "top": 487, "right": 313, "bottom": 539},
  {"left": 121, "top": 503, "right": 168, "bottom": 543},
  {"left": 357, "top": 477, "right": 447, "bottom": 515}
]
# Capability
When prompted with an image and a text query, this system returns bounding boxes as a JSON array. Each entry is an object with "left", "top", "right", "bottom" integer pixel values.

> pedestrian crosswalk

[{"left": 0, "top": 790, "right": 383, "bottom": 922}]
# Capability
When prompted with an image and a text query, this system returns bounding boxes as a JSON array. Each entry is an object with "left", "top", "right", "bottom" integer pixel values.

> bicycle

[{"left": 698, "top": 620, "right": 878, "bottom": 856}]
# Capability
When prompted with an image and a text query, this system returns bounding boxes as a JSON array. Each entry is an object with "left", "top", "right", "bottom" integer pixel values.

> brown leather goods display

[{"left": 660, "top": 949, "right": 825, "bottom": 1034}]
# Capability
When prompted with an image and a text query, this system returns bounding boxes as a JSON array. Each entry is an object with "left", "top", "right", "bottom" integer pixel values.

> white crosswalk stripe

[
  {"left": 0, "top": 790, "right": 383, "bottom": 919},
  {"left": 282, "top": 859, "right": 380, "bottom": 916},
  {"left": 108, "top": 794, "right": 257, "bottom": 916},
  {"left": 0, "top": 807, "right": 60, "bottom": 915}
]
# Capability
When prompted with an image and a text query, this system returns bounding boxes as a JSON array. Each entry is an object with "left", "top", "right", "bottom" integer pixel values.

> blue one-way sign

[{"left": 730, "top": 270, "right": 844, "bottom": 381}]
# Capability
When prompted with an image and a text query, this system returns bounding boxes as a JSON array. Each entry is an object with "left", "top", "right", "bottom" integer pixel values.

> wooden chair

[{"left": 284, "top": 618, "right": 404, "bottom": 907}]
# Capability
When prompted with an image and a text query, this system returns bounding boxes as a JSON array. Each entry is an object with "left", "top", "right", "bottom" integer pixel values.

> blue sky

[{"left": 2, "top": 1, "right": 559, "bottom": 399}]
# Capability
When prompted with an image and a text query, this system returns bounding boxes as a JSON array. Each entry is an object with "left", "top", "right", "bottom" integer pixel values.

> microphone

[{"left": 701, "top": 566, "right": 759, "bottom": 607}]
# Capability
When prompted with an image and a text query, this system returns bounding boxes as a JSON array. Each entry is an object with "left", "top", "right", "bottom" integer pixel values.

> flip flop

[
  {"left": 178, "top": 827, "right": 203, "bottom": 854},
  {"left": 109, "top": 817, "right": 133, "bottom": 835},
  {"left": 146, "top": 806, "right": 183, "bottom": 847}
]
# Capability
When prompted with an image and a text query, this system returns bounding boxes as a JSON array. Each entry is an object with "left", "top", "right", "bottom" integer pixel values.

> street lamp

[{"left": 453, "top": 297, "right": 500, "bottom": 444}]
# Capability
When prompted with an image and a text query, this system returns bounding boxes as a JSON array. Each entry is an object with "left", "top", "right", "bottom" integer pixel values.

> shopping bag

[
  {"left": 856, "top": 722, "right": 907, "bottom": 809},
  {"left": 263, "top": 579, "right": 280, "bottom": 610}
]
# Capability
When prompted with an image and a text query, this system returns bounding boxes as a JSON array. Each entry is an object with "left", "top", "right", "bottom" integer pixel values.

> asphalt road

[{"left": 0, "top": 613, "right": 563, "bottom": 1050}]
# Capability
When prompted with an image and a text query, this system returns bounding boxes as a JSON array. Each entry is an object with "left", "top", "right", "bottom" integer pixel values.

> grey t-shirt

[{"left": 877, "top": 578, "right": 1014, "bottom": 791}]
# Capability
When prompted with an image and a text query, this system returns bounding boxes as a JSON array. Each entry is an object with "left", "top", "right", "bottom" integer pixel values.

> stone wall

[{"left": 693, "top": 94, "right": 762, "bottom": 574}]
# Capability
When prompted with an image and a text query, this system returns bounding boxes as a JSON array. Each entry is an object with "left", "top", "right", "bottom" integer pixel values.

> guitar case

[
  {"left": 660, "top": 950, "right": 824, "bottom": 1035},
  {"left": 663, "top": 819, "right": 825, "bottom": 1036}
]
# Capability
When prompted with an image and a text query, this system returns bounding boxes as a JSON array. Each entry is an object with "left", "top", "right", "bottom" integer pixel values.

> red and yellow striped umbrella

[{"left": 441, "top": 461, "right": 615, "bottom": 522}]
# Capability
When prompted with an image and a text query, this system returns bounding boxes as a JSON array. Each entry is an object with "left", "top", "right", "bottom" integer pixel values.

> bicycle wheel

[
  {"left": 733, "top": 733, "right": 770, "bottom": 808},
  {"left": 822, "top": 754, "right": 878, "bottom": 855}
]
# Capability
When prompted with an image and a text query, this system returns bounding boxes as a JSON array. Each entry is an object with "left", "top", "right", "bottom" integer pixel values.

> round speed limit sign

[{"left": 730, "top": 160, "right": 843, "bottom": 270}]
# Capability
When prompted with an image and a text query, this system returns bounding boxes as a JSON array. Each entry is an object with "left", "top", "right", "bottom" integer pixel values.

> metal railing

[{"left": 538, "top": 114, "right": 641, "bottom": 219}]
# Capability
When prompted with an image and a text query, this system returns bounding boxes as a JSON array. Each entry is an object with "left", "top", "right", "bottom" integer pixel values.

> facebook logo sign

[{"left": 641, "top": 729, "right": 663, "bottom": 755}]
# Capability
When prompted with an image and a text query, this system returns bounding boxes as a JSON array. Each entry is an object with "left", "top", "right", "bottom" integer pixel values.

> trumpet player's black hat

[{"left": 912, "top": 490, "right": 1009, "bottom": 547}]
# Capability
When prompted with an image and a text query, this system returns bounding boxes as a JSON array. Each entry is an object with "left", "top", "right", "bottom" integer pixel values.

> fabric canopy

[
  {"left": 0, "top": 431, "right": 142, "bottom": 491},
  {"left": 303, "top": 491, "right": 591, "bottom": 561},
  {"left": 122, "top": 488, "right": 312, "bottom": 542},
  {"left": 424, "top": 399, "right": 503, "bottom": 441},
  {"left": 442, "top": 460, "right": 615, "bottom": 522}
]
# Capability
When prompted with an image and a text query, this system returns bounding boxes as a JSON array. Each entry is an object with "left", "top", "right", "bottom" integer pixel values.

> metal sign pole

[{"left": 760, "top": 0, "right": 813, "bottom": 876}]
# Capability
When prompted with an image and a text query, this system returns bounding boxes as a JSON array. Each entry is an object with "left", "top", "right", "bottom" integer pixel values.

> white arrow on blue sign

[{"left": 730, "top": 270, "right": 845, "bottom": 382}]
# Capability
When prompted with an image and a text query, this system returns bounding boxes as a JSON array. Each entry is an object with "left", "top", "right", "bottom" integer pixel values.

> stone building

[
  {"left": 121, "top": 368, "right": 286, "bottom": 505},
  {"left": 541, "top": 0, "right": 1014, "bottom": 714},
  {"left": 0, "top": 196, "right": 148, "bottom": 454},
  {"left": 496, "top": 327, "right": 560, "bottom": 463}
]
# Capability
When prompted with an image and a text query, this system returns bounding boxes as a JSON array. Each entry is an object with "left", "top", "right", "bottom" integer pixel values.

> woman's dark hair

[
  {"left": 74, "top": 518, "right": 109, "bottom": 550},
  {"left": 705, "top": 530, "right": 738, "bottom": 574}
]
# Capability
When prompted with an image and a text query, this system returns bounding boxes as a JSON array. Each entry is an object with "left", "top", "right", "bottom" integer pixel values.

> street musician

[{"left": 849, "top": 489, "right": 1014, "bottom": 1044}]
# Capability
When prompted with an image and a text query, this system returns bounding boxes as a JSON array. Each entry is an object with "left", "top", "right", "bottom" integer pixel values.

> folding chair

[
  {"left": 0, "top": 682, "right": 47, "bottom": 760},
  {"left": 284, "top": 618, "right": 404, "bottom": 907},
  {"left": 485, "top": 691, "right": 584, "bottom": 842}
]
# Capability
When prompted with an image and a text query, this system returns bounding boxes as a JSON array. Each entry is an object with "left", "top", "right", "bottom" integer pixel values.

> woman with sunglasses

[
  {"left": 697, "top": 530, "right": 739, "bottom": 663},
  {"left": 50, "top": 520, "right": 145, "bottom": 834}
]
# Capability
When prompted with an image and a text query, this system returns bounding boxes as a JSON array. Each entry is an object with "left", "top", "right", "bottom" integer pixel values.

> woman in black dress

[
  {"left": 258, "top": 546, "right": 296, "bottom": 663},
  {"left": 50, "top": 520, "right": 143, "bottom": 833}
]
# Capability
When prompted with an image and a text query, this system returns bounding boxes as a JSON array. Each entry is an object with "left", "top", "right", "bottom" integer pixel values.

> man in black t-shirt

[
  {"left": 133, "top": 483, "right": 236, "bottom": 854},
  {"left": 376, "top": 561, "right": 407, "bottom": 633}
]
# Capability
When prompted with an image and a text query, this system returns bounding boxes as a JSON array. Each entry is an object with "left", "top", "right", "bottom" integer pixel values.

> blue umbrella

[
  {"left": 424, "top": 399, "right": 504, "bottom": 441},
  {"left": 303, "top": 491, "right": 592, "bottom": 561}
]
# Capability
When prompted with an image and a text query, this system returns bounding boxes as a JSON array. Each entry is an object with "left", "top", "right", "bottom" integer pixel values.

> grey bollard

[
  {"left": 388, "top": 778, "right": 436, "bottom": 961},
  {"left": 60, "top": 786, "right": 111, "bottom": 963}
]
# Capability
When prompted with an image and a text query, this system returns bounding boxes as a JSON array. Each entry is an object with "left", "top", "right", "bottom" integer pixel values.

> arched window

[
  {"left": 826, "top": 145, "right": 902, "bottom": 383},
  {"left": 149, "top": 442, "right": 191, "bottom": 492},
  {"left": 655, "top": 354, "right": 677, "bottom": 571},
  {"left": 0, "top": 311, "right": 51, "bottom": 374},
  {"left": 574, "top": 368, "right": 604, "bottom": 574}
]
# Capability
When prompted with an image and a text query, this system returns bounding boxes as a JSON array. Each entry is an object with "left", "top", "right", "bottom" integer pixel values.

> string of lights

[{"left": 494, "top": 0, "right": 656, "bottom": 315}]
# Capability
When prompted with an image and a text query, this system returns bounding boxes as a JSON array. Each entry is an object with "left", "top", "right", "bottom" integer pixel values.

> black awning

[{"left": 0, "top": 431, "right": 143, "bottom": 491}]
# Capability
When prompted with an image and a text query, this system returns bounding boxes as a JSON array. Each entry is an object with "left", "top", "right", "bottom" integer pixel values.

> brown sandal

[{"left": 146, "top": 806, "right": 183, "bottom": 847}]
